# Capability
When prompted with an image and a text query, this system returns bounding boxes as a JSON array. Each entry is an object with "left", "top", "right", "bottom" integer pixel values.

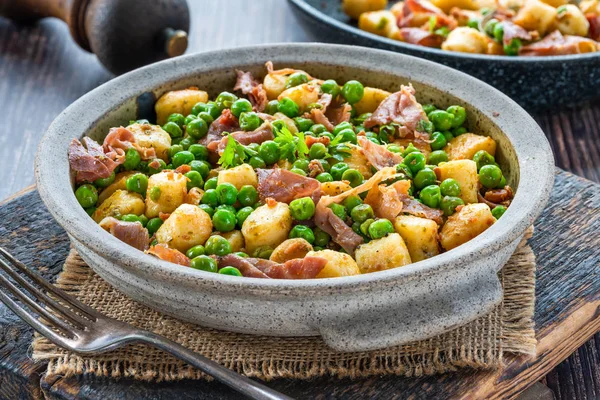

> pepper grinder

[{"left": 0, "top": 0, "right": 190, "bottom": 75}]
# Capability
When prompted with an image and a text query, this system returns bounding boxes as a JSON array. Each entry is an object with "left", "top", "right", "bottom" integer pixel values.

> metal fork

[{"left": 0, "top": 247, "right": 293, "bottom": 400}]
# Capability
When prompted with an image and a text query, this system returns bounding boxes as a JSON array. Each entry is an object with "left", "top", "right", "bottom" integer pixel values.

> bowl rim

[
  {"left": 35, "top": 42, "right": 554, "bottom": 295},
  {"left": 289, "top": 0, "right": 600, "bottom": 63}
]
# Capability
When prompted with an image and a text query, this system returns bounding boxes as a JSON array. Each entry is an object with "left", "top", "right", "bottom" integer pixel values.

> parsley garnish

[
  {"left": 272, "top": 120, "right": 308, "bottom": 162},
  {"left": 218, "top": 135, "right": 247, "bottom": 169}
]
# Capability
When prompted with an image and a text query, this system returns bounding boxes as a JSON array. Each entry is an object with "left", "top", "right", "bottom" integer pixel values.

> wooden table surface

[{"left": 0, "top": 0, "right": 598, "bottom": 399}]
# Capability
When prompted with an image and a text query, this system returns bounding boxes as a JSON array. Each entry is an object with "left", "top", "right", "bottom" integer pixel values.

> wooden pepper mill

[{"left": 0, "top": 0, "right": 190, "bottom": 75}]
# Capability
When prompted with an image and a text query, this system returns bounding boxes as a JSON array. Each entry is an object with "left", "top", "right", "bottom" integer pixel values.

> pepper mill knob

[{"left": 0, "top": 0, "right": 190, "bottom": 75}]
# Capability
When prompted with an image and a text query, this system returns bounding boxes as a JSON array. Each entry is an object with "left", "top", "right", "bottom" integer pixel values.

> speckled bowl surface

[
  {"left": 289, "top": 0, "right": 600, "bottom": 111},
  {"left": 35, "top": 44, "right": 554, "bottom": 352}
]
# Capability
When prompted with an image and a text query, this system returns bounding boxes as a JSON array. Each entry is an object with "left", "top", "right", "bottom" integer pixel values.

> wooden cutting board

[{"left": 0, "top": 169, "right": 598, "bottom": 400}]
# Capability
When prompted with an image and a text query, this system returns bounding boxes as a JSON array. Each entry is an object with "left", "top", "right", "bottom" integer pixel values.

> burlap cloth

[{"left": 32, "top": 228, "right": 536, "bottom": 382}]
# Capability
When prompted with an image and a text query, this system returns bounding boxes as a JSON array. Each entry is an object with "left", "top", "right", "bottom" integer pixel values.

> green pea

[
  {"left": 342, "top": 80, "right": 364, "bottom": 104},
  {"left": 419, "top": 185, "right": 442, "bottom": 208},
  {"left": 149, "top": 186, "right": 161, "bottom": 201},
  {"left": 387, "top": 144, "right": 403, "bottom": 154},
  {"left": 430, "top": 132, "right": 447, "bottom": 151},
  {"left": 504, "top": 38, "right": 522, "bottom": 56},
  {"left": 236, "top": 206, "right": 254, "bottom": 228},
  {"left": 351, "top": 221, "right": 362, "bottom": 234},
  {"left": 184, "top": 114, "right": 198, "bottom": 126},
  {"left": 259, "top": 140, "right": 281, "bottom": 165},
  {"left": 215, "top": 92, "right": 238, "bottom": 111},
  {"left": 167, "top": 145, "right": 183, "bottom": 159},
  {"left": 484, "top": 18, "right": 499, "bottom": 37},
  {"left": 85, "top": 207, "right": 96, "bottom": 216},
  {"left": 278, "top": 97, "right": 300, "bottom": 118},
  {"left": 197, "top": 111, "right": 214, "bottom": 125},
  {"left": 188, "top": 144, "right": 208, "bottom": 161},
  {"left": 186, "top": 118, "right": 208, "bottom": 139},
  {"left": 216, "top": 183, "right": 238, "bottom": 205},
  {"left": 396, "top": 163, "right": 414, "bottom": 180},
  {"left": 443, "top": 131, "right": 454, "bottom": 142},
  {"left": 218, "top": 266, "right": 242, "bottom": 276},
  {"left": 319, "top": 132, "right": 335, "bottom": 141},
  {"left": 289, "top": 225, "right": 315, "bottom": 244},
  {"left": 75, "top": 184, "right": 98, "bottom": 208},
  {"left": 441, "top": 196, "right": 464, "bottom": 216},
  {"left": 497, "top": 175, "right": 507, "bottom": 189},
  {"left": 333, "top": 121, "right": 353, "bottom": 136},
  {"left": 423, "top": 104, "right": 437, "bottom": 115},
  {"left": 311, "top": 228, "right": 329, "bottom": 247},
  {"left": 467, "top": 17, "right": 480, "bottom": 29},
  {"left": 237, "top": 185, "right": 258, "bottom": 207},
  {"left": 125, "top": 173, "right": 148, "bottom": 194},
  {"left": 163, "top": 121, "right": 183, "bottom": 138},
  {"left": 212, "top": 209, "right": 236, "bottom": 232},
  {"left": 402, "top": 143, "right": 420, "bottom": 157},
  {"left": 293, "top": 117, "right": 314, "bottom": 132},
  {"left": 492, "top": 22, "right": 504, "bottom": 42},
  {"left": 492, "top": 205, "right": 507, "bottom": 219},
  {"left": 189, "top": 160, "right": 209, "bottom": 180},
  {"left": 172, "top": 151, "right": 194, "bottom": 168},
  {"left": 190, "top": 255, "right": 218, "bottom": 273},
  {"left": 293, "top": 159, "right": 310, "bottom": 172},
  {"left": 417, "top": 120, "right": 434, "bottom": 134},
  {"left": 138, "top": 214, "right": 149, "bottom": 227},
  {"left": 452, "top": 127, "right": 467, "bottom": 137},
  {"left": 146, "top": 218, "right": 163, "bottom": 235},
  {"left": 171, "top": 138, "right": 182, "bottom": 145},
  {"left": 414, "top": 168, "right": 437, "bottom": 190},
  {"left": 205, "top": 102, "right": 221, "bottom": 119},
  {"left": 341, "top": 168, "right": 363, "bottom": 187},
  {"left": 321, "top": 79, "right": 341, "bottom": 98},
  {"left": 378, "top": 126, "right": 394, "bottom": 143},
  {"left": 167, "top": 113, "right": 185, "bottom": 128},
  {"left": 310, "top": 124, "right": 327, "bottom": 135},
  {"left": 231, "top": 99, "right": 253, "bottom": 118},
  {"left": 349, "top": 204, "right": 374, "bottom": 224},
  {"left": 336, "top": 128, "right": 357, "bottom": 144},
  {"left": 240, "top": 112, "right": 261, "bottom": 131},
  {"left": 191, "top": 102, "right": 207, "bottom": 116},
  {"left": 447, "top": 105, "right": 467, "bottom": 128},
  {"left": 307, "top": 143, "right": 327, "bottom": 160},
  {"left": 184, "top": 245, "right": 205, "bottom": 259},
  {"left": 249, "top": 156, "right": 267, "bottom": 169},
  {"left": 122, "top": 148, "right": 141, "bottom": 170},
  {"left": 404, "top": 152, "right": 426, "bottom": 174},
  {"left": 179, "top": 137, "right": 194, "bottom": 150},
  {"left": 201, "top": 188, "right": 219, "bottom": 206},
  {"left": 329, "top": 203, "right": 347, "bottom": 221},
  {"left": 289, "top": 197, "right": 316, "bottom": 220},
  {"left": 428, "top": 110, "right": 455, "bottom": 132},
  {"left": 185, "top": 171, "right": 204, "bottom": 190},
  {"left": 234, "top": 252, "right": 249, "bottom": 258},
  {"left": 330, "top": 162, "right": 349, "bottom": 181},
  {"left": 343, "top": 195, "right": 363, "bottom": 214},
  {"left": 204, "top": 177, "right": 218, "bottom": 190},
  {"left": 264, "top": 100, "right": 280, "bottom": 115},
  {"left": 428, "top": 150, "right": 449, "bottom": 165},
  {"left": 479, "top": 165, "right": 503, "bottom": 188},
  {"left": 353, "top": 112, "right": 371, "bottom": 125},
  {"left": 357, "top": 219, "right": 372, "bottom": 237},
  {"left": 439, "top": 178, "right": 460, "bottom": 197},
  {"left": 217, "top": 205, "right": 238, "bottom": 215},
  {"left": 290, "top": 168, "right": 307, "bottom": 176},
  {"left": 368, "top": 218, "right": 394, "bottom": 239},
  {"left": 94, "top": 171, "right": 115, "bottom": 188},
  {"left": 285, "top": 72, "right": 309, "bottom": 89},
  {"left": 198, "top": 204, "right": 214, "bottom": 217},
  {"left": 316, "top": 172, "right": 333, "bottom": 183}
]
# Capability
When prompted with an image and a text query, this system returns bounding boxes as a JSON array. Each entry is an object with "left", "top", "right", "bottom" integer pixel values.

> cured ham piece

[
  {"left": 310, "top": 108, "right": 335, "bottom": 132},
  {"left": 305, "top": 135, "right": 331, "bottom": 148},
  {"left": 364, "top": 180, "right": 411, "bottom": 221},
  {"left": 502, "top": 21, "right": 532, "bottom": 46},
  {"left": 217, "top": 254, "right": 327, "bottom": 279},
  {"left": 233, "top": 70, "right": 268, "bottom": 112},
  {"left": 588, "top": 15, "right": 600, "bottom": 41},
  {"left": 257, "top": 168, "right": 321, "bottom": 204},
  {"left": 399, "top": 0, "right": 457, "bottom": 30},
  {"left": 147, "top": 244, "right": 190, "bottom": 267},
  {"left": 103, "top": 126, "right": 156, "bottom": 160},
  {"left": 216, "top": 122, "right": 274, "bottom": 154},
  {"left": 364, "top": 85, "right": 429, "bottom": 135},
  {"left": 68, "top": 137, "right": 123, "bottom": 183},
  {"left": 358, "top": 136, "right": 403, "bottom": 169},
  {"left": 399, "top": 194, "right": 444, "bottom": 224},
  {"left": 519, "top": 30, "right": 599, "bottom": 56},
  {"left": 99, "top": 217, "right": 149, "bottom": 251},
  {"left": 399, "top": 28, "right": 444, "bottom": 48},
  {"left": 325, "top": 102, "right": 352, "bottom": 126},
  {"left": 201, "top": 109, "right": 239, "bottom": 156}
]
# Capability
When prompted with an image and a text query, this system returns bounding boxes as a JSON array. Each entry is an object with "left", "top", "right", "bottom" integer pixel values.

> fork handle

[{"left": 131, "top": 331, "right": 293, "bottom": 400}]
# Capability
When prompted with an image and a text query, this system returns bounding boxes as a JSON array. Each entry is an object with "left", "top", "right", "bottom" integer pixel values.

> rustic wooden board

[{"left": 0, "top": 168, "right": 598, "bottom": 400}]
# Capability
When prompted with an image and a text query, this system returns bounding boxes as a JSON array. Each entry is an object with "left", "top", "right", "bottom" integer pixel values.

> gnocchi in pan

[
  {"left": 344, "top": 0, "right": 600, "bottom": 56},
  {"left": 68, "top": 62, "right": 513, "bottom": 279}
]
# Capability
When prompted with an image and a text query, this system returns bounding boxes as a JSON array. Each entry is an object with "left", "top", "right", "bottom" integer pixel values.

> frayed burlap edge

[{"left": 32, "top": 228, "right": 536, "bottom": 382}]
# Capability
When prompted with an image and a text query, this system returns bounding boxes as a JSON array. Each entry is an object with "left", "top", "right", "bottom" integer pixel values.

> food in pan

[
  {"left": 68, "top": 62, "right": 513, "bottom": 279},
  {"left": 343, "top": 0, "right": 600, "bottom": 56}
]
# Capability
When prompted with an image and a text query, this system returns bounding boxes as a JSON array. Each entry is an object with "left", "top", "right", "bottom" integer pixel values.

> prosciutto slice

[
  {"left": 358, "top": 136, "right": 403, "bottom": 169},
  {"left": 399, "top": 194, "right": 444, "bottom": 224},
  {"left": 588, "top": 15, "right": 600, "bottom": 42},
  {"left": 201, "top": 109, "right": 239, "bottom": 156},
  {"left": 217, "top": 254, "right": 327, "bottom": 279},
  {"left": 325, "top": 102, "right": 352, "bottom": 126},
  {"left": 99, "top": 217, "right": 149, "bottom": 251},
  {"left": 310, "top": 108, "right": 335, "bottom": 132},
  {"left": 102, "top": 127, "right": 156, "bottom": 160},
  {"left": 502, "top": 21, "right": 532, "bottom": 46},
  {"left": 147, "top": 244, "right": 190, "bottom": 267},
  {"left": 364, "top": 180, "right": 411, "bottom": 221},
  {"left": 216, "top": 122, "right": 274, "bottom": 154},
  {"left": 364, "top": 85, "right": 429, "bottom": 135},
  {"left": 233, "top": 70, "right": 269, "bottom": 112},
  {"left": 399, "top": 0, "right": 457, "bottom": 30},
  {"left": 519, "top": 30, "right": 599, "bottom": 56},
  {"left": 399, "top": 28, "right": 444, "bottom": 48},
  {"left": 68, "top": 137, "right": 123, "bottom": 183},
  {"left": 257, "top": 168, "right": 321, "bottom": 204}
]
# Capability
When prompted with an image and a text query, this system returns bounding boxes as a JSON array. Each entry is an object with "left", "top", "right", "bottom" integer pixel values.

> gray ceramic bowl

[
  {"left": 35, "top": 44, "right": 554, "bottom": 352},
  {"left": 289, "top": 0, "right": 600, "bottom": 111}
]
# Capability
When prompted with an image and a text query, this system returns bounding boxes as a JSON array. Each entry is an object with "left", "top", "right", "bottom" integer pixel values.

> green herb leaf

[
  {"left": 272, "top": 120, "right": 308, "bottom": 162},
  {"left": 218, "top": 135, "right": 247, "bottom": 169}
]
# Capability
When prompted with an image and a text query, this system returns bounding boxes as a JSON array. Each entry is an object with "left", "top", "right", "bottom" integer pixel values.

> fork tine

[
  {"left": 0, "top": 272, "right": 76, "bottom": 338},
  {"left": 0, "top": 253, "right": 92, "bottom": 328},
  {"left": 0, "top": 247, "right": 102, "bottom": 320},
  {"left": 0, "top": 287, "right": 74, "bottom": 351}
]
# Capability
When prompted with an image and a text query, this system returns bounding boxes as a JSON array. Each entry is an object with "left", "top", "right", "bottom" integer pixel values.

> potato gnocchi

[{"left": 69, "top": 62, "right": 514, "bottom": 279}]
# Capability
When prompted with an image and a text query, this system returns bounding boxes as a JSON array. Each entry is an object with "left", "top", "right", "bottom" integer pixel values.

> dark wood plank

[
  {"left": 0, "top": 1, "right": 599, "bottom": 399},
  {"left": 0, "top": 169, "right": 596, "bottom": 400}
]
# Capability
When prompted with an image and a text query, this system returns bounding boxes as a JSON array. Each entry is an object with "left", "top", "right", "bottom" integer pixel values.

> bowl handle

[{"left": 318, "top": 269, "right": 503, "bottom": 352}]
